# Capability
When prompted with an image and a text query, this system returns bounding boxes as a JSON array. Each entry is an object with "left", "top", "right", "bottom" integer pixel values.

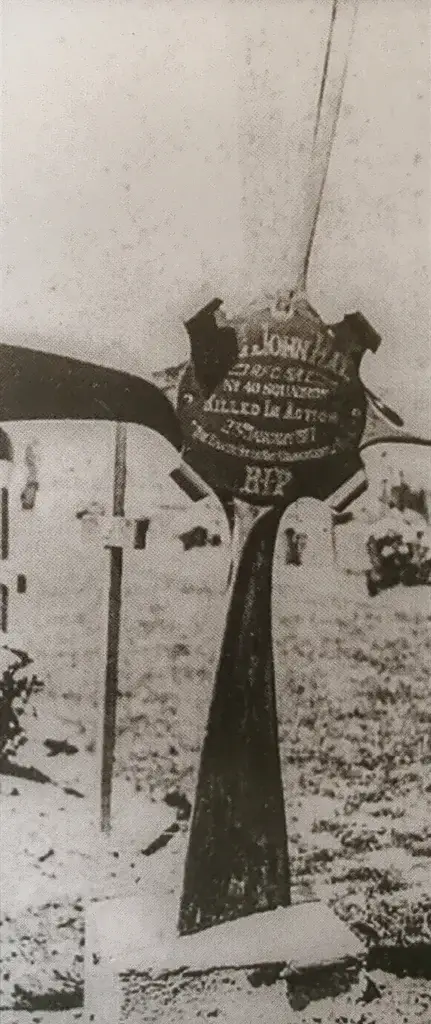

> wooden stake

[
  {"left": 0, "top": 486, "right": 9, "bottom": 632},
  {"left": 100, "top": 422, "right": 127, "bottom": 833}
]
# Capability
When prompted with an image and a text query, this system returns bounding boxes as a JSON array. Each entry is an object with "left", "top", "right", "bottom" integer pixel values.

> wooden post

[
  {"left": 0, "top": 431, "right": 13, "bottom": 633},
  {"left": 0, "top": 483, "right": 9, "bottom": 632},
  {"left": 1, "top": 485, "right": 9, "bottom": 561},
  {"left": 100, "top": 422, "right": 127, "bottom": 833}
]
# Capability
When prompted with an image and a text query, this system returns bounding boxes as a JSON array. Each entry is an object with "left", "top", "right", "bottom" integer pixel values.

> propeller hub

[{"left": 178, "top": 296, "right": 369, "bottom": 506}]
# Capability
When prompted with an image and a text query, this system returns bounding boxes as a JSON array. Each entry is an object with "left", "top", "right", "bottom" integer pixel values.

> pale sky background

[{"left": 1, "top": 0, "right": 430, "bottom": 438}]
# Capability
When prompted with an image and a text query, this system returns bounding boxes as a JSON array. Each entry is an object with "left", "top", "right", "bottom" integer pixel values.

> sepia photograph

[{"left": 1, "top": 1, "right": 430, "bottom": 1022}]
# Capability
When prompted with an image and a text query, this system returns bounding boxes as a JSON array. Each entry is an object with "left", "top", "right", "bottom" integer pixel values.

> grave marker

[
  {"left": 176, "top": 291, "right": 378, "bottom": 935},
  {"left": 83, "top": 3, "right": 429, "bottom": 1015},
  {"left": 84, "top": 322, "right": 431, "bottom": 1022},
  {"left": 79, "top": 425, "right": 212, "bottom": 834}
]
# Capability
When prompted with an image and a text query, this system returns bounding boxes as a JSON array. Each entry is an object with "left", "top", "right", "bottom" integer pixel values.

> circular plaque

[{"left": 177, "top": 297, "right": 367, "bottom": 505}]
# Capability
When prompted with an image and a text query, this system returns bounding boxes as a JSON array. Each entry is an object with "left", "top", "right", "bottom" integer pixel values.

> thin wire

[
  {"left": 313, "top": 0, "right": 338, "bottom": 143},
  {"left": 296, "top": 0, "right": 359, "bottom": 296}
]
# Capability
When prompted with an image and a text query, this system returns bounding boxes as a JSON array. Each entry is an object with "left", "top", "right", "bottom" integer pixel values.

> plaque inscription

[{"left": 178, "top": 301, "right": 367, "bottom": 503}]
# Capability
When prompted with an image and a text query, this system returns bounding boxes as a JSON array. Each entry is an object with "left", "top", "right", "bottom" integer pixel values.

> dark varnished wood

[{"left": 178, "top": 504, "right": 290, "bottom": 936}]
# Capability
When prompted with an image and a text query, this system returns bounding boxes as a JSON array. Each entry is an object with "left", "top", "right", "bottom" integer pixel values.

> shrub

[{"left": 0, "top": 646, "right": 44, "bottom": 761}]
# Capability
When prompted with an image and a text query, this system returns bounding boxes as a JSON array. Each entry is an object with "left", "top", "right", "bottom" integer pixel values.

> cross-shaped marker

[{"left": 82, "top": 423, "right": 212, "bottom": 833}]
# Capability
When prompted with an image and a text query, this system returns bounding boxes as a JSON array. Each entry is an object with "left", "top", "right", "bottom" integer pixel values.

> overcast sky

[{"left": 2, "top": 0, "right": 430, "bottom": 434}]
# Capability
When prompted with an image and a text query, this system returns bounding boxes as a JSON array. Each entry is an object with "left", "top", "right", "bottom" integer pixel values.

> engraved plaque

[{"left": 178, "top": 298, "right": 367, "bottom": 505}]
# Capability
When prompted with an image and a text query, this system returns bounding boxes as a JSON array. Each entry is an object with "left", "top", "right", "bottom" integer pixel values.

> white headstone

[{"left": 291, "top": 498, "right": 335, "bottom": 569}]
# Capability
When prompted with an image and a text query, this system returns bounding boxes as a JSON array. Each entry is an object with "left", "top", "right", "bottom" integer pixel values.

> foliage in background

[{"left": 0, "top": 647, "right": 44, "bottom": 761}]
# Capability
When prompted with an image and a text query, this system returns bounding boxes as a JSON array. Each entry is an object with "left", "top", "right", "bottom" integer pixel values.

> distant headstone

[
  {"left": 21, "top": 441, "right": 39, "bottom": 510},
  {"left": 295, "top": 499, "right": 335, "bottom": 569}
]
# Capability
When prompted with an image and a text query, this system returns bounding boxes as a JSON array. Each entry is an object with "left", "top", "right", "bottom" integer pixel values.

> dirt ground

[{"left": 0, "top": 465, "right": 430, "bottom": 1020}]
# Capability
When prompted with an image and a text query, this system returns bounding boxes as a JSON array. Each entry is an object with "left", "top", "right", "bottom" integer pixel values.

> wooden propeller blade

[
  {"left": 0, "top": 342, "right": 183, "bottom": 452},
  {"left": 178, "top": 503, "right": 290, "bottom": 936},
  {"left": 361, "top": 390, "right": 431, "bottom": 451},
  {"left": 183, "top": 299, "right": 239, "bottom": 398}
]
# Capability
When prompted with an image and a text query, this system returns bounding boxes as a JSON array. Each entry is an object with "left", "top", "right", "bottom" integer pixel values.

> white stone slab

[{"left": 85, "top": 894, "right": 364, "bottom": 1024}]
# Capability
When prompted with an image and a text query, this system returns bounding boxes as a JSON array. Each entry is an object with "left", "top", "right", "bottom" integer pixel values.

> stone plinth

[{"left": 85, "top": 892, "right": 364, "bottom": 1023}]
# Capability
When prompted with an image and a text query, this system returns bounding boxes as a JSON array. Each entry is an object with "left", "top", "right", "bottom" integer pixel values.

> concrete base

[{"left": 85, "top": 893, "right": 364, "bottom": 1023}]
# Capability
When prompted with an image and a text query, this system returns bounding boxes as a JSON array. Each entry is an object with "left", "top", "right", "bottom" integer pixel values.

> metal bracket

[
  {"left": 83, "top": 516, "right": 151, "bottom": 552},
  {"left": 102, "top": 517, "right": 136, "bottom": 551}
]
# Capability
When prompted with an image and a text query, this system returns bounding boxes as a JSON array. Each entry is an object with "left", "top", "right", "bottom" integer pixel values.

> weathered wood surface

[
  {"left": 178, "top": 505, "right": 290, "bottom": 935},
  {"left": 99, "top": 423, "right": 127, "bottom": 833}
]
